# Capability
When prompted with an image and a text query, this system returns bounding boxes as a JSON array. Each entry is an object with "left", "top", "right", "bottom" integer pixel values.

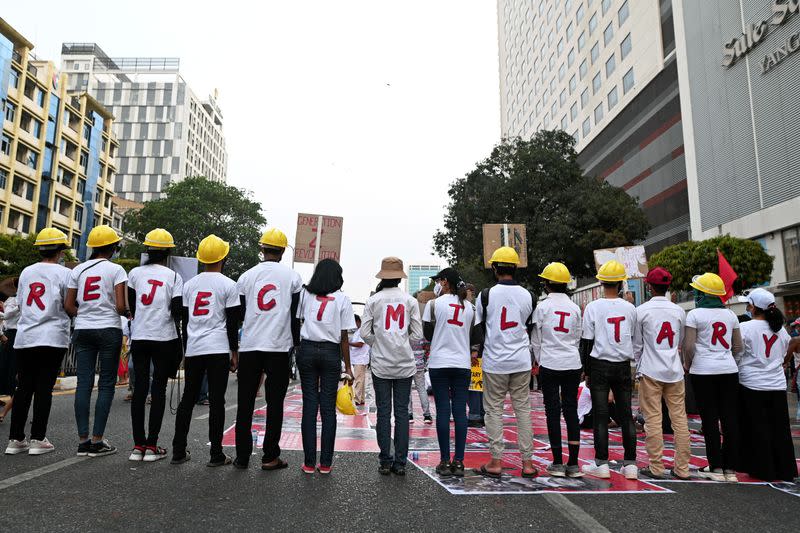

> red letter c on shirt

[
  {"left": 83, "top": 276, "right": 101, "bottom": 301},
  {"left": 258, "top": 284, "right": 277, "bottom": 311}
]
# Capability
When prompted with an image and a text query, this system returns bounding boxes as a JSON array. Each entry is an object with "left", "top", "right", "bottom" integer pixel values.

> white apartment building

[{"left": 60, "top": 43, "right": 227, "bottom": 202}]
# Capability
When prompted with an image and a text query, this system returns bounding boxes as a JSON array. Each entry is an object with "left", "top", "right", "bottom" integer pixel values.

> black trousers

[
  {"left": 738, "top": 385, "right": 798, "bottom": 481},
  {"left": 540, "top": 367, "right": 582, "bottom": 458},
  {"left": 589, "top": 359, "right": 636, "bottom": 462},
  {"left": 235, "top": 351, "right": 291, "bottom": 464},
  {"left": 172, "top": 353, "right": 230, "bottom": 459},
  {"left": 691, "top": 372, "right": 739, "bottom": 471},
  {"left": 0, "top": 329, "right": 18, "bottom": 396},
  {"left": 8, "top": 347, "right": 65, "bottom": 441},
  {"left": 130, "top": 339, "right": 179, "bottom": 447}
]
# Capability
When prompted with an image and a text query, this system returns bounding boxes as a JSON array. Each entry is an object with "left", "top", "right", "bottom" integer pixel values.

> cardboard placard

[
  {"left": 294, "top": 213, "right": 343, "bottom": 264},
  {"left": 469, "top": 358, "right": 483, "bottom": 392},
  {"left": 482, "top": 223, "right": 528, "bottom": 268},
  {"left": 593, "top": 245, "right": 648, "bottom": 278}
]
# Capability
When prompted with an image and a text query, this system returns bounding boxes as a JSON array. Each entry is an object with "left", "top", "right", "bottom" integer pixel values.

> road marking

[
  {"left": 195, "top": 403, "right": 238, "bottom": 420},
  {"left": 542, "top": 493, "right": 611, "bottom": 533},
  {"left": 0, "top": 456, "right": 88, "bottom": 491}
]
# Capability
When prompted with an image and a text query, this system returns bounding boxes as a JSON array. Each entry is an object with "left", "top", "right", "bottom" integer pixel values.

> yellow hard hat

[
  {"left": 690, "top": 272, "right": 727, "bottom": 296},
  {"left": 259, "top": 227, "right": 288, "bottom": 249},
  {"left": 596, "top": 260, "right": 627, "bottom": 282},
  {"left": 539, "top": 262, "right": 571, "bottom": 284},
  {"left": 87, "top": 224, "right": 122, "bottom": 248},
  {"left": 336, "top": 383, "right": 356, "bottom": 415},
  {"left": 196, "top": 234, "right": 230, "bottom": 264},
  {"left": 143, "top": 228, "right": 175, "bottom": 249},
  {"left": 489, "top": 246, "right": 520, "bottom": 266},
  {"left": 34, "top": 227, "right": 69, "bottom": 247}
]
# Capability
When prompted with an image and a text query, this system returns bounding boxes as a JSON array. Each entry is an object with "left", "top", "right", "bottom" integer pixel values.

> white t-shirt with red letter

[
  {"left": 738, "top": 319, "right": 791, "bottom": 391},
  {"left": 183, "top": 272, "right": 239, "bottom": 356},
  {"left": 633, "top": 296, "right": 686, "bottom": 383},
  {"left": 530, "top": 292, "right": 582, "bottom": 371},
  {"left": 14, "top": 262, "right": 72, "bottom": 349},
  {"left": 298, "top": 289, "right": 356, "bottom": 344},
  {"left": 237, "top": 261, "right": 303, "bottom": 352},
  {"left": 423, "top": 294, "right": 474, "bottom": 370},
  {"left": 476, "top": 282, "right": 535, "bottom": 374},
  {"left": 686, "top": 307, "right": 739, "bottom": 375},
  {"left": 128, "top": 263, "right": 183, "bottom": 341},
  {"left": 582, "top": 298, "right": 637, "bottom": 363},
  {"left": 68, "top": 259, "right": 128, "bottom": 330}
]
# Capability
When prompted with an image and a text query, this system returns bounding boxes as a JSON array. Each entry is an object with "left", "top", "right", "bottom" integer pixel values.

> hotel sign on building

[{"left": 721, "top": 0, "right": 800, "bottom": 73}]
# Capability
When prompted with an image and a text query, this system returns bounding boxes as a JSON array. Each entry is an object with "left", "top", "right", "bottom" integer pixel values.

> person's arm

[
  {"left": 4, "top": 298, "right": 19, "bottom": 322},
  {"left": 65, "top": 288, "right": 78, "bottom": 318},
  {"left": 731, "top": 327, "right": 744, "bottom": 364},
  {"left": 290, "top": 292, "right": 301, "bottom": 347},
  {"left": 408, "top": 297, "right": 424, "bottom": 342},
  {"left": 127, "top": 287, "right": 137, "bottom": 319},
  {"left": 632, "top": 310, "right": 644, "bottom": 364},
  {"left": 226, "top": 305, "right": 241, "bottom": 371},
  {"left": 170, "top": 296, "right": 182, "bottom": 322},
  {"left": 341, "top": 330, "right": 353, "bottom": 380},
  {"left": 114, "top": 282, "right": 128, "bottom": 317},
  {"left": 785, "top": 337, "right": 800, "bottom": 369},
  {"left": 181, "top": 306, "right": 189, "bottom": 353},
  {"left": 530, "top": 322, "right": 542, "bottom": 364},
  {"left": 682, "top": 326, "right": 697, "bottom": 372},
  {"left": 360, "top": 300, "right": 375, "bottom": 345}
]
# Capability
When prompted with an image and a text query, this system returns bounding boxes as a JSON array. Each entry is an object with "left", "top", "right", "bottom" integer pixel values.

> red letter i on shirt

[{"left": 553, "top": 311, "right": 570, "bottom": 333}]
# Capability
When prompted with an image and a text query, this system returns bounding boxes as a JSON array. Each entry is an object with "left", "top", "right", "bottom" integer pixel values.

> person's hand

[
  {"left": 471, "top": 356, "right": 479, "bottom": 367},
  {"left": 230, "top": 351, "right": 239, "bottom": 372},
  {"left": 584, "top": 374, "right": 590, "bottom": 387},
  {"left": 0, "top": 335, "right": 7, "bottom": 344},
  {"left": 342, "top": 368, "right": 354, "bottom": 383}
]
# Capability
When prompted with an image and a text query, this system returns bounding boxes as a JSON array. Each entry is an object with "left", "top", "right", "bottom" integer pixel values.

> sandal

[
  {"left": 521, "top": 467, "right": 540, "bottom": 479},
  {"left": 261, "top": 458, "right": 288, "bottom": 471},
  {"left": 477, "top": 464, "right": 502, "bottom": 479},
  {"left": 207, "top": 454, "right": 233, "bottom": 467}
]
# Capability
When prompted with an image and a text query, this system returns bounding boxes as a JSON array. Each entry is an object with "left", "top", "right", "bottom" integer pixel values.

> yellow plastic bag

[{"left": 336, "top": 383, "right": 356, "bottom": 415}]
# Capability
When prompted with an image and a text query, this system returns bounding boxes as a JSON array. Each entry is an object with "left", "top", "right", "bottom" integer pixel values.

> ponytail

[
  {"left": 456, "top": 281, "right": 468, "bottom": 304},
  {"left": 763, "top": 305, "right": 784, "bottom": 333}
]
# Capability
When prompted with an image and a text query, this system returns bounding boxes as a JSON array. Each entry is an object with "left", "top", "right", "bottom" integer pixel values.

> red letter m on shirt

[{"left": 385, "top": 304, "right": 405, "bottom": 331}]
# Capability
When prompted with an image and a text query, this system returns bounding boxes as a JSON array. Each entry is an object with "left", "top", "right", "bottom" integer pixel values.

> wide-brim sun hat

[{"left": 375, "top": 257, "right": 407, "bottom": 279}]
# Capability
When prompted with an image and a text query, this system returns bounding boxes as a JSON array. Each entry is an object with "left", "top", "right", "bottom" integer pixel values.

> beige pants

[
  {"left": 483, "top": 370, "right": 533, "bottom": 460},
  {"left": 639, "top": 375, "right": 691, "bottom": 477},
  {"left": 353, "top": 364, "right": 368, "bottom": 404}
]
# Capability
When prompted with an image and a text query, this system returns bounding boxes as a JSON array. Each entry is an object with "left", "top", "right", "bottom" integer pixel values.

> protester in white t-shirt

[
  {"left": 125, "top": 230, "right": 184, "bottom": 462},
  {"left": 473, "top": 247, "right": 538, "bottom": 479},
  {"left": 422, "top": 268, "right": 475, "bottom": 478},
  {"left": 65, "top": 225, "right": 127, "bottom": 458},
  {"left": 233, "top": 228, "right": 302, "bottom": 471},
  {"left": 0, "top": 283, "right": 20, "bottom": 422},
  {"left": 632, "top": 267, "right": 690, "bottom": 480},
  {"left": 172, "top": 234, "right": 240, "bottom": 467},
  {"left": 683, "top": 272, "right": 744, "bottom": 482},
  {"left": 295, "top": 259, "right": 355, "bottom": 474},
  {"left": 349, "top": 316, "right": 370, "bottom": 405},
  {"left": 736, "top": 288, "right": 798, "bottom": 481},
  {"left": 4, "top": 228, "right": 71, "bottom": 456},
  {"left": 580, "top": 260, "right": 638, "bottom": 480},
  {"left": 530, "top": 262, "right": 583, "bottom": 478}
]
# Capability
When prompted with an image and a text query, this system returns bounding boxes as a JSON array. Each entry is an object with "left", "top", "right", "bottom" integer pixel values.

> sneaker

[
  {"left": 638, "top": 467, "right": 664, "bottom": 480},
  {"left": 87, "top": 440, "right": 117, "bottom": 458},
  {"left": 378, "top": 463, "right": 392, "bottom": 476},
  {"left": 622, "top": 464, "right": 639, "bottom": 480},
  {"left": 697, "top": 466, "right": 725, "bottom": 482},
  {"left": 233, "top": 458, "right": 248, "bottom": 469},
  {"left": 76, "top": 441, "right": 92, "bottom": 456},
  {"left": 423, "top": 415, "right": 433, "bottom": 425},
  {"left": 391, "top": 464, "right": 406, "bottom": 476},
  {"left": 5, "top": 439, "right": 30, "bottom": 455},
  {"left": 318, "top": 465, "right": 332, "bottom": 475},
  {"left": 171, "top": 450, "right": 191, "bottom": 465},
  {"left": 467, "top": 419, "right": 485, "bottom": 428},
  {"left": 129, "top": 446, "right": 145, "bottom": 462},
  {"left": 301, "top": 464, "right": 315, "bottom": 474},
  {"left": 206, "top": 454, "right": 232, "bottom": 467},
  {"left": 546, "top": 463, "right": 567, "bottom": 477},
  {"left": 450, "top": 460, "right": 465, "bottom": 477},
  {"left": 565, "top": 464, "right": 584, "bottom": 478},
  {"left": 409, "top": 414, "right": 414, "bottom": 424},
  {"left": 435, "top": 461, "right": 452, "bottom": 477},
  {"left": 581, "top": 463, "right": 611, "bottom": 479},
  {"left": 669, "top": 469, "right": 691, "bottom": 480},
  {"left": 142, "top": 446, "right": 167, "bottom": 462},
  {"left": 723, "top": 470, "right": 738, "bottom": 483},
  {"left": 28, "top": 438, "right": 55, "bottom": 455}
]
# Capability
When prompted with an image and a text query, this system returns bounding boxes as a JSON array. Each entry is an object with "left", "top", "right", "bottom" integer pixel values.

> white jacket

[{"left": 359, "top": 287, "right": 423, "bottom": 379}]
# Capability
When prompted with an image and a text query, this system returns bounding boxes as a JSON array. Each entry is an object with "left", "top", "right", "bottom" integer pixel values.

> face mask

[
  {"left": 258, "top": 251, "right": 266, "bottom": 262},
  {"left": 433, "top": 283, "right": 442, "bottom": 297},
  {"left": 744, "top": 309, "right": 752, "bottom": 319}
]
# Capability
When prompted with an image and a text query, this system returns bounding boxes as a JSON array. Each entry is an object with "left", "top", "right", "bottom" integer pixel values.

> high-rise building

[
  {"left": 1, "top": 18, "right": 117, "bottom": 260},
  {"left": 60, "top": 43, "right": 227, "bottom": 202},
  {"left": 407, "top": 264, "right": 441, "bottom": 294}
]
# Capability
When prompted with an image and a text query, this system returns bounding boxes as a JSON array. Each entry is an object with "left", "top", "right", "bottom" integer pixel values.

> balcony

[
  {"left": 52, "top": 210, "right": 71, "bottom": 227},
  {"left": 12, "top": 49, "right": 22, "bottom": 65},
  {"left": 13, "top": 159, "right": 35, "bottom": 179}
]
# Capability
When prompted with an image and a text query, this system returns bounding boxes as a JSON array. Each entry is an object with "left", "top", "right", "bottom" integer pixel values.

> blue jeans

[
  {"left": 372, "top": 373, "right": 412, "bottom": 466},
  {"left": 74, "top": 328, "right": 122, "bottom": 439},
  {"left": 467, "top": 390, "right": 485, "bottom": 420},
  {"left": 429, "top": 367, "right": 470, "bottom": 462},
  {"left": 297, "top": 340, "right": 341, "bottom": 467}
]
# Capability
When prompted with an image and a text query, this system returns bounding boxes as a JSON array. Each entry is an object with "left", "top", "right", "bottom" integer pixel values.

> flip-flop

[
  {"left": 261, "top": 459, "right": 288, "bottom": 471},
  {"left": 521, "top": 467, "right": 540, "bottom": 478},
  {"left": 476, "top": 465, "right": 502, "bottom": 479},
  {"left": 207, "top": 455, "right": 233, "bottom": 467}
]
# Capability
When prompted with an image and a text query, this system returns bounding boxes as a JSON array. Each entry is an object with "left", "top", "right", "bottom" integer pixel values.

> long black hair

[
  {"left": 305, "top": 258, "right": 344, "bottom": 296},
  {"left": 754, "top": 304, "right": 785, "bottom": 333},
  {"left": 375, "top": 279, "right": 401, "bottom": 292},
  {"left": 441, "top": 268, "right": 468, "bottom": 303}
]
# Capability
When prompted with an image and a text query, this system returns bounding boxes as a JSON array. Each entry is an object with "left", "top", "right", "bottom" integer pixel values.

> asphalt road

[{"left": 1, "top": 379, "right": 799, "bottom": 533}]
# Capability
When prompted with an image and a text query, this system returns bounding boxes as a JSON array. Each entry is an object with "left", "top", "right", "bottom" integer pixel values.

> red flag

[{"left": 717, "top": 249, "right": 737, "bottom": 303}]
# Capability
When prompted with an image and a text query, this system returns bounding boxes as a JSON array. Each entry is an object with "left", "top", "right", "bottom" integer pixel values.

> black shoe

[
  {"left": 87, "top": 440, "right": 117, "bottom": 457},
  {"left": 171, "top": 450, "right": 191, "bottom": 465},
  {"left": 233, "top": 458, "right": 248, "bottom": 470},
  {"left": 423, "top": 414, "right": 433, "bottom": 425},
  {"left": 450, "top": 460, "right": 465, "bottom": 477},
  {"left": 77, "top": 441, "right": 92, "bottom": 457},
  {"left": 467, "top": 419, "right": 484, "bottom": 428},
  {"left": 409, "top": 413, "right": 414, "bottom": 422},
  {"left": 379, "top": 463, "right": 392, "bottom": 476},
  {"left": 436, "top": 461, "right": 452, "bottom": 477},
  {"left": 391, "top": 464, "right": 406, "bottom": 476},
  {"left": 207, "top": 454, "right": 232, "bottom": 467}
]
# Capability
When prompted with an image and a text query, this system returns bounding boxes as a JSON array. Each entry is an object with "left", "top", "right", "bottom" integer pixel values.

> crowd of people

[{"left": 1, "top": 224, "right": 799, "bottom": 484}]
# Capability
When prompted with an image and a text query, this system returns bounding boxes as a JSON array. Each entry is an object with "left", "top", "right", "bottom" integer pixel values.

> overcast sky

[{"left": 4, "top": 0, "right": 501, "bottom": 303}]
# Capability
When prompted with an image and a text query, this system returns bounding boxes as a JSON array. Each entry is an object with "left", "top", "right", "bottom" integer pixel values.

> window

[
  {"left": 54, "top": 195, "right": 71, "bottom": 217},
  {"left": 589, "top": 13, "right": 598, "bottom": 34},
  {"left": 608, "top": 86, "right": 618, "bottom": 109},
  {"left": 8, "top": 68, "right": 20, "bottom": 90},
  {"left": 579, "top": 59, "right": 588, "bottom": 80},
  {"left": 74, "top": 205, "right": 83, "bottom": 224},
  {"left": 12, "top": 176, "right": 34, "bottom": 201},
  {"left": 547, "top": 6, "right": 554, "bottom": 22},
  {"left": 572, "top": 129, "right": 579, "bottom": 143},
  {"left": 581, "top": 88, "right": 589, "bottom": 108},
  {"left": 558, "top": 38, "right": 564, "bottom": 56},
  {"left": 79, "top": 151, "right": 88, "bottom": 173},
  {"left": 591, "top": 42, "right": 600, "bottom": 64},
  {"left": 582, "top": 117, "right": 591, "bottom": 137},
  {"left": 619, "top": 1, "right": 629, "bottom": 25},
  {"left": 57, "top": 167, "right": 74, "bottom": 187},
  {"left": 568, "top": 48, "right": 575, "bottom": 67},
  {"left": 0, "top": 168, "right": 6, "bottom": 189},
  {"left": 594, "top": 103, "right": 604, "bottom": 123},
  {"left": 571, "top": 102, "right": 578, "bottom": 121},
  {"left": 578, "top": 31, "right": 586, "bottom": 51},
  {"left": 556, "top": 13, "right": 563, "bottom": 31},
  {"left": 559, "top": 63, "right": 566, "bottom": 81},
  {"left": 605, "top": 54, "right": 616, "bottom": 77},
  {"left": 77, "top": 178, "right": 86, "bottom": 195},
  {"left": 549, "top": 54, "right": 555, "bottom": 70},
  {"left": 577, "top": 4, "right": 585, "bottom": 22},
  {"left": 550, "top": 78, "right": 557, "bottom": 93},
  {"left": 783, "top": 226, "right": 800, "bottom": 281},
  {"left": 561, "top": 115, "right": 569, "bottom": 130},
  {"left": 560, "top": 89, "right": 567, "bottom": 106},
  {"left": 34, "top": 88, "right": 45, "bottom": 107},
  {"left": 621, "top": 33, "right": 632, "bottom": 60},
  {"left": 1, "top": 134, "right": 10, "bottom": 156},
  {"left": 604, "top": 23, "right": 614, "bottom": 46},
  {"left": 551, "top": 102, "right": 558, "bottom": 119},
  {"left": 602, "top": 0, "right": 612, "bottom": 14},
  {"left": 8, "top": 209, "right": 31, "bottom": 234},
  {"left": 592, "top": 72, "right": 602, "bottom": 94},
  {"left": 569, "top": 75, "right": 577, "bottom": 94},
  {"left": 566, "top": 22, "right": 574, "bottom": 40},
  {"left": 83, "top": 123, "right": 92, "bottom": 142},
  {"left": 623, "top": 68, "right": 635, "bottom": 93},
  {"left": 4, "top": 101, "right": 15, "bottom": 122}
]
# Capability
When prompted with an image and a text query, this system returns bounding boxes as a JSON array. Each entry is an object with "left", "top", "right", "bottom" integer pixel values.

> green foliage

[
  {"left": 122, "top": 177, "right": 266, "bottom": 278},
  {"left": 650, "top": 235, "right": 774, "bottom": 292},
  {"left": 0, "top": 233, "right": 76, "bottom": 277},
  {"left": 433, "top": 131, "right": 650, "bottom": 291},
  {"left": 113, "top": 258, "right": 140, "bottom": 273}
]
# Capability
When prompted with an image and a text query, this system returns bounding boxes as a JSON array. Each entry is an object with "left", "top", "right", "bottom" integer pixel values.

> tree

[
  {"left": 122, "top": 177, "right": 266, "bottom": 278},
  {"left": 0, "top": 233, "right": 76, "bottom": 278},
  {"left": 649, "top": 235, "right": 774, "bottom": 293},
  {"left": 433, "top": 131, "right": 650, "bottom": 291}
]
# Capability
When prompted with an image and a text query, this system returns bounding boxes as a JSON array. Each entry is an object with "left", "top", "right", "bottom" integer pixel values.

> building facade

[
  {"left": 1, "top": 19, "right": 117, "bottom": 260},
  {"left": 407, "top": 264, "right": 440, "bottom": 294},
  {"left": 60, "top": 43, "right": 227, "bottom": 202}
]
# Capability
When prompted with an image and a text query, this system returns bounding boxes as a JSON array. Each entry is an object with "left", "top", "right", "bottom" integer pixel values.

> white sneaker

[
  {"left": 143, "top": 446, "right": 167, "bottom": 462},
  {"left": 129, "top": 446, "right": 145, "bottom": 461},
  {"left": 5, "top": 439, "right": 30, "bottom": 455},
  {"left": 724, "top": 470, "right": 738, "bottom": 483},
  {"left": 581, "top": 463, "right": 611, "bottom": 479},
  {"left": 697, "top": 466, "right": 725, "bottom": 482},
  {"left": 622, "top": 464, "right": 638, "bottom": 480},
  {"left": 28, "top": 438, "right": 55, "bottom": 455}
]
